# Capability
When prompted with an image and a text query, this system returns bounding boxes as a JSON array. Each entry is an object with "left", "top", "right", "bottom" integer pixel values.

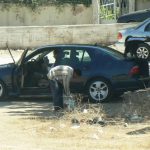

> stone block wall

[{"left": 0, "top": 23, "right": 135, "bottom": 49}]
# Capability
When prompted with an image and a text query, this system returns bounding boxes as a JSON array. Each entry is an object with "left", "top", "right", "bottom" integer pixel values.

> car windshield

[
  {"left": 16, "top": 49, "right": 34, "bottom": 65},
  {"left": 135, "top": 18, "right": 150, "bottom": 29}
]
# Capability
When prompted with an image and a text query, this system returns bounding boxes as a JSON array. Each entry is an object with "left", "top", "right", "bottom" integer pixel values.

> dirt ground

[
  {"left": 0, "top": 50, "right": 150, "bottom": 150},
  {"left": 0, "top": 98, "right": 150, "bottom": 150}
]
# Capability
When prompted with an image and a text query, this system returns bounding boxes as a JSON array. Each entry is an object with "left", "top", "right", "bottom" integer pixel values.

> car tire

[
  {"left": 136, "top": 43, "right": 150, "bottom": 60},
  {"left": 0, "top": 81, "right": 7, "bottom": 100},
  {"left": 86, "top": 78, "right": 112, "bottom": 103}
]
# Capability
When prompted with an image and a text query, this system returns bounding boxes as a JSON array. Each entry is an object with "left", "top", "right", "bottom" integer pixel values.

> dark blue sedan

[
  {"left": 117, "top": 9, "right": 150, "bottom": 23},
  {"left": 0, "top": 44, "right": 149, "bottom": 102}
]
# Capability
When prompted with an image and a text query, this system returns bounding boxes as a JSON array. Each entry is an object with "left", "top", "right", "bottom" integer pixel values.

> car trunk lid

[{"left": 125, "top": 58, "right": 149, "bottom": 77}]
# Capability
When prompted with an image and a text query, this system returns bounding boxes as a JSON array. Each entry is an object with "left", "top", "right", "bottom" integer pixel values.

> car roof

[
  {"left": 34, "top": 44, "right": 99, "bottom": 50},
  {"left": 135, "top": 18, "right": 150, "bottom": 28},
  {"left": 31, "top": 44, "right": 124, "bottom": 60},
  {"left": 117, "top": 10, "right": 150, "bottom": 23},
  {"left": 121, "top": 9, "right": 150, "bottom": 17}
]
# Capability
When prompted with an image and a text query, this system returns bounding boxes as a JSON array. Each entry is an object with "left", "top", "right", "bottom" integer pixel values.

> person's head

[
  {"left": 53, "top": 49, "right": 60, "bottom": 59},
  {"left": 53, "top": 49, "right": 64, "bottom": 60}
]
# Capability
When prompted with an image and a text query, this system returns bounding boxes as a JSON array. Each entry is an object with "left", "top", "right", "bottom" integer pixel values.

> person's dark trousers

[{"left": 49, "top": 79, "right": 64, "bottom": 110}]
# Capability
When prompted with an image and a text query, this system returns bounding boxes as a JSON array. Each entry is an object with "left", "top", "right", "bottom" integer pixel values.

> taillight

[
  {"left": 117, "top": 32, "right": 122, "bottom": 40},
  {"left": 129, "top": 66, "right": 140, "bottom": 76}
]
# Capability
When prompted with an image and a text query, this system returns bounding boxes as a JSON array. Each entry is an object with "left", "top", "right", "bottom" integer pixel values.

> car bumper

[
  {"left": 113, "top": 77, "right": 150, "bottom": 94},
  {"left": 115, "top": 42, "right": 125, "bottom": 53}
]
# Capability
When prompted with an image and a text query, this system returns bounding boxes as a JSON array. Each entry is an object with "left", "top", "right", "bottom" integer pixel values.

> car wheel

[
  {"left": 86, "top": 78, "right": 112, "bottom": 103},
  {"left": 0, "top": 81, "right": 6, "bottom": 100},
  {"left": 136, "top": 44, "right": 150, "bottom": 60}
]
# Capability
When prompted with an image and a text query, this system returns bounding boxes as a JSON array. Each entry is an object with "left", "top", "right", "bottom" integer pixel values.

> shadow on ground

[
  {"left": 0, "top": 97, "right": 62, "bottom": 120},
  {"left": 0, "top": 96, "right": 124, "bottom": 121},
  {"left": 127, "top": 127, "right": 150, "bottom": 135}
]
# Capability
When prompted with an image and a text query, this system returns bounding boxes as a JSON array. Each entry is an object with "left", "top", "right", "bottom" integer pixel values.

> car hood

[{"left": 0, "top": 63, "right": 15, "bottom": 72}]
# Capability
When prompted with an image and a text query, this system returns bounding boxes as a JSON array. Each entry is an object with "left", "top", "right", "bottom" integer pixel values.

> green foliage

[
  {"left": 54, "top": 0, "right": 92, "bottom": 6},
  {"left": 0, "top": 0, "right": 92, "bottom": 9},
  {"left": 100, "top": 5, "right": 116, "bottom": 20}
]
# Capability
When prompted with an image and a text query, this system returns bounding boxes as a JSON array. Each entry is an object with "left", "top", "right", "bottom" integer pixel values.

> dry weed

[{"left": 122, "top": 88, "right": 150, "bottom": 121}]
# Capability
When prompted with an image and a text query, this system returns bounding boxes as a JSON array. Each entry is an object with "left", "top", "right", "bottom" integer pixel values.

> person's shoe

[{"left": 52, "top": 106, "right": 63, "bottom": 112}]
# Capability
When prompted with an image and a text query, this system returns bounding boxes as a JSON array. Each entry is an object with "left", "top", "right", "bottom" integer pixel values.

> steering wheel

[{"left": 31, "top": 58, "right": 37, "bottom": 62}]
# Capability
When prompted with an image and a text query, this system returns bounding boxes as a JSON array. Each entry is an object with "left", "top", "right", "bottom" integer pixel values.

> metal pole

[
  {"left": 114, "top": 0, "right": 116, "bottom": 20},
  {"left": 129, "top": 0, "right": 135, "bottom": 13}
]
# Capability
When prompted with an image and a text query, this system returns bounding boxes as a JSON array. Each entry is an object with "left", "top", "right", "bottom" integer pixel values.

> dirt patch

[
  {"left": 122, "top": 88, "right": 150, "bottom": 122},
  {"left": 0, "top": 98, "right": 150, "bottom": 150}
]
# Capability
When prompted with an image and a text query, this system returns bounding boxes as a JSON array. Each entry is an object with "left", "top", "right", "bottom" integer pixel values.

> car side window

[
  {"left": 28, "top": 52, "right": 41, "bottom": 61},
  {"left": 83, "top": 51, "right": 91, "bottom": 63},
  {"left": 46, "top": 51, "right": 55, "bottom": 64},
  {"left": 76, "top": 50, "right": 91, "bottom": 62},
  {"left": 26, "top": 48, "right": 51, "bottom": 62},
  {"left": 75, "top": 50, "right": 83, "bottom": 62},
  {"left": 44, "top": 49, "right": 69, "bottom": 66},
  {"left": 61, "top": 49, "right": 80, "bottom": 66},
  {"left": 145, "top": 23, "right": 150, "bottom": 32},
  {"left": 51, "top": 48, "right": 92, "bottom": 68}
]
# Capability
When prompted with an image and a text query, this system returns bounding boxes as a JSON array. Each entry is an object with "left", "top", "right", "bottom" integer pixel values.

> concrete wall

[
  {"left": 0, "top": 4, "right": 93, "bottom": 26},
  {"left": 0, "top": 23, "right": 136, "bottom": 49},
  {"left": 135, "top": 0, "right": 150, "bottom": 10}
]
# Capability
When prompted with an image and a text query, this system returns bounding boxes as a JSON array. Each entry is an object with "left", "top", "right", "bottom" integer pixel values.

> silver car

[{"left": 115, "top": 18, "right": 150, "bottom": 53}]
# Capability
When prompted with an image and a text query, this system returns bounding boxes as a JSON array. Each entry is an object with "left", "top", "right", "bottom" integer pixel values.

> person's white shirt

[{"left": 47, "top": 65, "right": 73, "bottom": 96}]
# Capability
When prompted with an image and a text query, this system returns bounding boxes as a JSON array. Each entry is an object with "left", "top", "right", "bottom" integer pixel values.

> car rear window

[
  {"left": 135, "top": 18, "right": 150, "bottom": 29},
  {"left": 97, "top": 46, "right": 125, "bottom": 60}
]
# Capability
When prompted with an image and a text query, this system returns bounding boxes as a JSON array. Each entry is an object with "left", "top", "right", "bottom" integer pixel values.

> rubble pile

[{"left": 122, "top": 88, "right": 150, "bottom": 122}]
